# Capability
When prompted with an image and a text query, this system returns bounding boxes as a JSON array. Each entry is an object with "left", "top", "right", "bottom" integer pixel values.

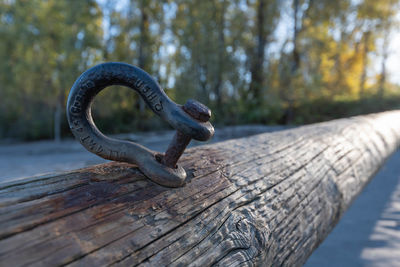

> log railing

[{"left": 1, "top": 111, "right": 400, "bottom": 266}]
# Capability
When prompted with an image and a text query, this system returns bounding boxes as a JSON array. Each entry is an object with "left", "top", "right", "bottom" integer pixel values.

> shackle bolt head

[{"left": 162, "top": 99, "right": 211, "bottom": 168}]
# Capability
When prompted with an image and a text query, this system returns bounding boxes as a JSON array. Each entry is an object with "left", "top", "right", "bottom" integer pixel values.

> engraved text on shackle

[
  {"left": 133, "top": 79, "right": 164, "bottom": 112},
  {"left": 68, "top": 75, "right": 161, "bottom": 159}
]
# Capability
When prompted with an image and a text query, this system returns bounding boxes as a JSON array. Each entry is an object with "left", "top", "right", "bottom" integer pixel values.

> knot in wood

[{"left": 214, "top": 210, "right": 271, "bottom": 266}]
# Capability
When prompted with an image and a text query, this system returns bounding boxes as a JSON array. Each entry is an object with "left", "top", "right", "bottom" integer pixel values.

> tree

[
  {"left": 0, "top": 0, "right": 102, "bottom": 140},
  {"left": 247, "top": 0, "right": 279, "bottom": 106}
]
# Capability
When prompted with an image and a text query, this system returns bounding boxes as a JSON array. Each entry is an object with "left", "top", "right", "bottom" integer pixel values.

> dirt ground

[{"left": 0, "top": 126, "right": 399, "bottom": 266}]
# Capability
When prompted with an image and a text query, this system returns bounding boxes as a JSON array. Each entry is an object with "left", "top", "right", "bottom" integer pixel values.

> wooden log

[{"left": 1, "top": 111, "right": 400, "bottom": 266}]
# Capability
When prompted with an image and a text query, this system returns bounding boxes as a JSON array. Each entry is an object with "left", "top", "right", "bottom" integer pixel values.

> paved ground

[
  {"left": 0, "top": 125, "right": 286, "bottom": 182},
  {"left": 0, "top": 126, "right": 399, "bottom": 266},
  {"left": 305, "top": 149, "right": 400, "bottom": 267}
]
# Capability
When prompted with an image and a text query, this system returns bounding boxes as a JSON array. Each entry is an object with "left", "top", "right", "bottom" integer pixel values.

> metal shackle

[{"left": 66, "top": 62, "right": 214, "bottom": 187}]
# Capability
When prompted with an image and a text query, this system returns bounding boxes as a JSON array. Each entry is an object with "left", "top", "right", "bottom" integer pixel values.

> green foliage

[
  {"left": 0, "top": 0, "right": 102, "bottom": 140},
  {"left": 0, "top": 0, "right": 399, "bottom": 140}
]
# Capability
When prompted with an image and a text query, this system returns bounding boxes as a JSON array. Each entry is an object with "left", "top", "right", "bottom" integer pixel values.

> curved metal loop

[{"left": 66, "top": 62, "right": 214, "bottom": 187}]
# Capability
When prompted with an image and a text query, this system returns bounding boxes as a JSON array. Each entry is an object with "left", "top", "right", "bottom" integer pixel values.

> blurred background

[
  {"left": 1, "top": 0, "right": 400, "bottom": 142},
  {"left": 1, "top": 1, "right": 400, "bottom": 266}
]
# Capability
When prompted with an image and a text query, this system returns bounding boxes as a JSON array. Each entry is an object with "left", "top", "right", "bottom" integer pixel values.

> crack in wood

[{"left": 1, "top": 111, "right": 400, "bottom": 266}]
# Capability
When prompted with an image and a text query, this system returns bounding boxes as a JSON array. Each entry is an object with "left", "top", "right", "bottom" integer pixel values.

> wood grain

[{"left": 1, "top": 111, "right": 400, "bottom": 267}]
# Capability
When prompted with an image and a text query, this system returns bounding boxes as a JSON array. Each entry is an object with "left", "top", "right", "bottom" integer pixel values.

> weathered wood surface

[{"left": 1, "top": 111, "right": 400, "bottom": 267}]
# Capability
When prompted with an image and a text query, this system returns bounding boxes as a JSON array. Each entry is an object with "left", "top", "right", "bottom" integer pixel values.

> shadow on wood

[{"left": 1, "top": 111, "right": 400, "bottom": 266}]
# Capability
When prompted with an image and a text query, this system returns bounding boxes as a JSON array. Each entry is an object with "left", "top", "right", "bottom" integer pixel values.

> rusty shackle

[{"left": 66, "top": 62, "right": 214, "bottom": 187}]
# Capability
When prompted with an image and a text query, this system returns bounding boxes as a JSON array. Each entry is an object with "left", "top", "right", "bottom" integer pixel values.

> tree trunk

[
  {"left": 53, "top": 75, "right": 64, "bottom": 142},
  {"left": 378, "top": 28, "right": 390, "bottom": 99},
  {"left": 53, "top": 98, "right": 61, "bottom": 142},
  {"left": 286, "top": 0, "right": 300, "bottom": 124},
  {"left": 286, "top": 0, "right": 314, "bottom": 124},
  {"left": 292, "top": 0, "right": 300, "bottom": 75},
  {"left": 359, "top": 31, "right": 370, "bottom": 99},
  {"left": 1, "top": 111, "right": 400, "bottom": 266},
  {"left": 213, "top": 0, "right": 226, "bottom": 117},
  {"left": 249, "top": 0, "right": 266, "bottom": 103},
  {"left": 137, "top": 0, "right": 148, "bottom": 114}
]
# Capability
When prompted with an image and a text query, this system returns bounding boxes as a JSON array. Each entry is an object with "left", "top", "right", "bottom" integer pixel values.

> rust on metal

[
  {"left": 66, "top": 62, "right": 214, "bottom": 187},
  {"left": 162, "top": 99, "right": 212, "bottom": 168}
]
